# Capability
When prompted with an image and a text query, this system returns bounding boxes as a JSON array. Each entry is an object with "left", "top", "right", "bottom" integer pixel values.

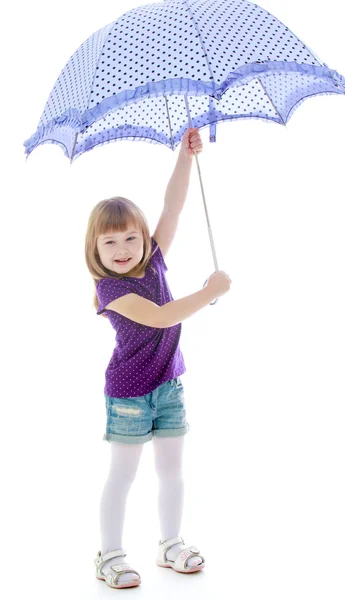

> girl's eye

[{"left": 106, "top": 237, "right": 135, "bottom": 244}]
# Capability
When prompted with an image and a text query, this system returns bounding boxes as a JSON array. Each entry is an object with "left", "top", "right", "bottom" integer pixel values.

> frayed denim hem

[{"left": 103, "top": 423, "right": 190, "bottom": 443}]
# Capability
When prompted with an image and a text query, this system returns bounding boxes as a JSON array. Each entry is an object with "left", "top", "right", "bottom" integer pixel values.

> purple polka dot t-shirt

[{"left": 96, "top": 237, "right": 186, "bottom": 398}]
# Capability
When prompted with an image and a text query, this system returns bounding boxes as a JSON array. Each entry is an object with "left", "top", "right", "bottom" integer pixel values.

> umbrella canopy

[{"left": 24, "top": 0, "right": 345, "bottom": 163}]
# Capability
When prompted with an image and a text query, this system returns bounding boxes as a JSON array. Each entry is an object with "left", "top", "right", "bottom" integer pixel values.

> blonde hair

[{"left": 85, "top": 197, "right": 157, "bottom": 315}]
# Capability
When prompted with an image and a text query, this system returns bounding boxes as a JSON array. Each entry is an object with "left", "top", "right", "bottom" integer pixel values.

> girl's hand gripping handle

[{"left": 203, "top": 271, "right": 232, "bottom": 305}]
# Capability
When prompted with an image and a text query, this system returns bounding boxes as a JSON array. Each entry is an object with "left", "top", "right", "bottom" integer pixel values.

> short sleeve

[
  {"left": 151, "top": 236, "right": 168, "bottom": 272},
  {"left": 96, "top": 278, "right": 133, "bottom": 315}
]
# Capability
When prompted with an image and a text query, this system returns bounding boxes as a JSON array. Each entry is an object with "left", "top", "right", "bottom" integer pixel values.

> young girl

[{"left": 85, "top": 128, "right": 231, "bottom": 589}]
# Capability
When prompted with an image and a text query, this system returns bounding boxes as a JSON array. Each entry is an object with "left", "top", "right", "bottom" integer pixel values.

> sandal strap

[
  {"left": 94, "top": 548, "right": 126, "bottom": 568},
  {"left": 174, "top": 546, "right": 203, "bottom": 570},
  {"left": 159, "top": 536, "right": 185, "bottom": 554},
  {"left": 110, "top": 563, "right": 131, "bottom": 573},
  {"left": 108, "top": 564, "right": 141, "bottom": 586}
]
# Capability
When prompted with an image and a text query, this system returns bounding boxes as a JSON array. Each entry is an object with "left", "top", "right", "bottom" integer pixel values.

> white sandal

[
  {"left": 94, "top": 548, "right": 141, "bottom": 589},
  {"left": 156, "top": 536, "right": 205, "bottom": 573}
]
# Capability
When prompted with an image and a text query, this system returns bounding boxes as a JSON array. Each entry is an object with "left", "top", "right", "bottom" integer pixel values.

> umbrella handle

[{"left": 203, "top": 279, "right": 218, "bottom": 306}]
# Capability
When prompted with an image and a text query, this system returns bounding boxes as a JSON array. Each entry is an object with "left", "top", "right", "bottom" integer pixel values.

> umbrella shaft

[
  {"left": 184, "top": 93, "right": 219, "bottom": 272},
  {"left": 194, "top": 152, "right": 219, "bottom": 272}
]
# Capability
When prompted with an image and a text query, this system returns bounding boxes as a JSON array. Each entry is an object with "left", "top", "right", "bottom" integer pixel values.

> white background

[{"left": 1, "top": 1, "right": 344, "bottom": 598}]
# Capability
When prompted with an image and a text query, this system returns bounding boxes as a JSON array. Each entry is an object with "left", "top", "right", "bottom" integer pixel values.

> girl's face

[{"left": 96, "top": 225, "right": 144, "bottom": 275}]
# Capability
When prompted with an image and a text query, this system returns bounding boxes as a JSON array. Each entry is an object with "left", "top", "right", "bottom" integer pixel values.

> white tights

[{"left": 100, "top": 436, "right": 185, "bottom": 556}]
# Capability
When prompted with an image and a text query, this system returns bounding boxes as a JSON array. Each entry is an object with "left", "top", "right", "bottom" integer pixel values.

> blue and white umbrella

[{"left": 24, "top": 0, "right": 345, "bottom": 273}]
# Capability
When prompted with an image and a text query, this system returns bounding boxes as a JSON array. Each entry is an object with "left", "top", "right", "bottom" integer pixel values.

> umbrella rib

[
  {"left": 184, "top": 0, "right": 215, "bottom": 83},
  {"left": 70, "top": 132, "right": 78, "bottom": 164},
  {"left": 164, "top": 96, "right": 175, "bottom": 150},
  {"left": 257, "top": 77, "right": 286, "bottom": 125},
  {"left": 86, "top": 21, "right": 116, "bottom": 112}
]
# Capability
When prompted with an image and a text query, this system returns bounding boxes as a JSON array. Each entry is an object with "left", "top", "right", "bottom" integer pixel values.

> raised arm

[{"left": 153, "top": 128, "right": 203, "bottom": 258}]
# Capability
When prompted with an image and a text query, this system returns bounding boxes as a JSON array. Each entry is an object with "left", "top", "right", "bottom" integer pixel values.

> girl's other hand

[
  {"left": 205, "top": 271, "right": 232, "bottom": 298},
  {"left": 180, "top": 127, "right": 203, "bottom": 157}
]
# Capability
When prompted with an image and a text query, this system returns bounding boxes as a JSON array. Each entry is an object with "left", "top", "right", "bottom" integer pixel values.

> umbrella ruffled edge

[
  {"left": 81, "top": 62, "right": 345, "bottom": 124},
  {"left": 23, "top": 108, "right": 88, "bottom": 157},
  {"left": 24, "top": 61, "right": 345, "bottom": 157},
  {"left": 217, "top": 61, "right": 345, "bottom": 98}
]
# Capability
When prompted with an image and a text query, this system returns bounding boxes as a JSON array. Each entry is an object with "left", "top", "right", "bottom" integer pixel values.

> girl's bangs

[{"left": 97, "top": 204, "right": 138, "bottom": 237}]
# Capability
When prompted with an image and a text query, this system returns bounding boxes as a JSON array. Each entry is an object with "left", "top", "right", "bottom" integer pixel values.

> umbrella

[{"left": 24, "top": 0, "right": 345, "bottom": 276}]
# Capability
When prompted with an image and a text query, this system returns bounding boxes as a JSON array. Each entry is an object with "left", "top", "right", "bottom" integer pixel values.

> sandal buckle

[
  {"left": 111, "top": 563, "right": 130, "bottom": 573},
  {"left": 113, "top": 565, "right": 124, "bottom": 573}
]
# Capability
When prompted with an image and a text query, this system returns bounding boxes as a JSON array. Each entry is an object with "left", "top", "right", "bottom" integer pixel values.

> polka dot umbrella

[{"left": 24, "top": 0, "right": 345, "bottom": 276}]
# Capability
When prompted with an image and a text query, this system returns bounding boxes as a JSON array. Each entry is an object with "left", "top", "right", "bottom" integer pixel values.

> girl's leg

[
  {"left": 152, "top": 435, "right": 185, "bottom": 540},
  {"left": 99, "top": 441, "right": 144, "bottom": 582},
  {"left": 152, "top": 436, "right": 202, "bottom": 567}
]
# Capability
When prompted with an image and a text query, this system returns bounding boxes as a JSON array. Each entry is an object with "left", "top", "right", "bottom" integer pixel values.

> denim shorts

[{"left": 103, "top": 376, "right": 190, "bottom": 444}]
